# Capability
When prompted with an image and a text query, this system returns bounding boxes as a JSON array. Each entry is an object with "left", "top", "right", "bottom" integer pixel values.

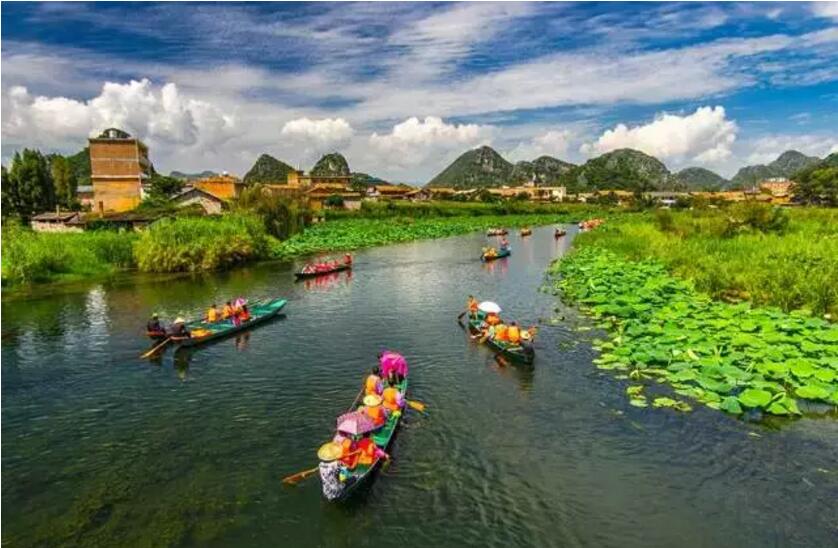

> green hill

[
  {"left": 731, "top": 150, "right": 820, "bottom": 187},
  {"left": 426, "top": 146, "right": 514, "bottom": 188},
  {"left": 511, "top": 156, "right": 575, "bottom": 185},
  {"left": 675, "top": 167, "right": 728, "bottom": 190},
  {"left": 170, "top": 170, "right": 218, "bottom": 181},
  {"left": 243, "top": 154, "right": 295, "bottom": 184},
  {"left": 559, "top": 148, "right": 675, "bottom": 192},
  {"left": 311, "top": 152, "right": 351, "bottom": 176}
]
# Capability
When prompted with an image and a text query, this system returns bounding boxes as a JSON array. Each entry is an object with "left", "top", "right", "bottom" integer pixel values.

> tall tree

[
  {"left": 3, "top": 149, "right": 56, "bottom": 218},
  {"left": 50, "top": 155, "right": 78, "bottom": 209}
]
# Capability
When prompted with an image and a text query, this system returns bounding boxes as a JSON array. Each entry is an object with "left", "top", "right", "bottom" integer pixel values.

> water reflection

[{"left": 300, "top": 269, "right": 353, "bottom": 291}]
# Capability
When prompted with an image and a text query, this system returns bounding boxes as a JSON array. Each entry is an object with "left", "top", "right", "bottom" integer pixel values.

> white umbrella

[{"left": 478, "top": 301, "right": 501, "bottom": 314}]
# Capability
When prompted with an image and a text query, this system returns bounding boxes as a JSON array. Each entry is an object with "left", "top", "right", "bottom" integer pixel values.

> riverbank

[
  {"left": 549, "top": 233, "right": 838, "bottom": 419},
  {"left": 3, "top": 207, "right": 603, "bottom": 292}
]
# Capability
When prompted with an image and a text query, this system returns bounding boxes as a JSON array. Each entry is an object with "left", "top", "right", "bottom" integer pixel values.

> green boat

[
  {"left": 170, "top": 298, "right": 287, "bottom": 348},
  {"left": 481, "top": 247, "right": 511, "bottom": 261},
  {"left": 464, "top": 315, "right": 535, "bottom": 365},
  {"left": 319, "top": 376, "right": 408, "bottom": 501}
]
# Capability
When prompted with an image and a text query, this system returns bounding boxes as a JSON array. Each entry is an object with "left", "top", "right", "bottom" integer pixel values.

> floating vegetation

[{"left": 550, "top": 247, "right": 838, "bottom": 418}]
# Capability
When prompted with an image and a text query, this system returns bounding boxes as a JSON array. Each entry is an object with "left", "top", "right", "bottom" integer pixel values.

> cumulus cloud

[
  {"left": 507, "top": 130, "right": 573, "bottom": 161},
  {"left": 2, "top": 79, "right": 237, "bottom": 153},
  {"left": 581, "top": 106, "right": 737, "bottom": 166},
  {"left": 742, "top": 134, "right": 838, "bottom": 165},
  {"left": 369, "top": 116, "right": 493, "bottom": 167}
]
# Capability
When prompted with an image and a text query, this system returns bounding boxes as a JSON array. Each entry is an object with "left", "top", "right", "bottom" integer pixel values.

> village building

[
  {"left": 193, "top": 174, "right": 244, "bottom": 201},
  {"left": 306, "top": 183, "right": 363, "bottom": 211},
  {"left": 30, "top": 211, "right": 84, "bottom": 233},
  {"left": 89, "top": 128, "right": 152, "bottom": 213},
  {"left": 76, "top": 185, "right": 95, "bottom": 209},
  {"left": 171, "top": 187, "right": 225, "bottom": 214},
  {"left": 365, "top": 184, "right": 416, "bottom": 200}
]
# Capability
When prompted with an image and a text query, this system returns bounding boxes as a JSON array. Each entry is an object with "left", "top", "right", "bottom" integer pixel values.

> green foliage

[
  {"left": 792, "top": 156, "right": 838, "bottom": 206},
  {"left": 575, "top": 207, "right": 838, "bottom": 317},
  {"left": 2, "top": 149, "right": 56, "bottom": 218},
  {"left": 551, "top": 247, "right": 838, "bottom": 417},
  {"left": 311, "top": 152, "right": 350, "bottom": 176},
  {"left": 231, "top": 185, "right": 308, "bottom": 239},
  {"left": 324, "top": 194, "right": 345, "bottom": 207},
  {"left": 326, "top": 199, "right": 603, "bottom": 220},
  {"left": 148, "top": 173, "right": 184, "bottom": 198},
  {"left": 134, "top": 214, "right": 274, "bottom": 273},
  {"left": 427, "top": 146, "right": 513, "bottom": 188},
  {"left": 559, "top": 148, "right": 674, "bottom": 192},
  {"left": 1, "top": 221, "right": 136, "bottom": 285},
  {"left": 49, "top": 155, "right": 78, "bottom": 209},
  {"left": 65, "top": 147, "right": 91, "bottom": 186}
]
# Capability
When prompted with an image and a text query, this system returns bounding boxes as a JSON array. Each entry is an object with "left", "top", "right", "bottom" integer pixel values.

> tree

[
  {"left": 50, "top": 155, "right": 78, "bottom": 209},
  {"left": 324, "top": 194, "right": 345, "bottom": 208},
  {"left": 793, "top": 167, "right": 838, "bottom": 206},
  {"left": 3, "top": 149, "right": 55, "bottom": 218},
  {"left": 149, "top": 173, "right": 184, "bottom": 198}
]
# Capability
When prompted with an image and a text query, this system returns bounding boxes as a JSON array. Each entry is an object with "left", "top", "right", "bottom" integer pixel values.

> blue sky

[{"left": 2, "top": 1, "right": 837, "bottom": 181}]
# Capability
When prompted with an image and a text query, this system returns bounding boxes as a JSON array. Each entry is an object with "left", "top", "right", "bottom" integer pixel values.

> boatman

[
  {"left": 147, "top": 313, "right": 162, "bottom": 335},
  {"left": 467, "top": 295, "right": 479, "bottom": 319},
  {"left": 167, "top": 317, "right": 191, "bottom": 338}
]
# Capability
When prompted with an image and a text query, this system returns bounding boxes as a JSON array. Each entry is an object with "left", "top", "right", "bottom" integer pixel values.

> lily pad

[{"left": 738, "top": 389, "right": 772, "bottom": 409}]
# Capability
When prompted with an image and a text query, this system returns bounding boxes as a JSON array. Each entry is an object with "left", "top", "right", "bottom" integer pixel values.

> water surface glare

[{"left": 2, "top": 227, "right": 836, "bottom": 547}]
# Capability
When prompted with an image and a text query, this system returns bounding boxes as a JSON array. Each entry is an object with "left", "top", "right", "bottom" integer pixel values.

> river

[{"left": 2, "top": 226, "right": 836, "bottom": 547}]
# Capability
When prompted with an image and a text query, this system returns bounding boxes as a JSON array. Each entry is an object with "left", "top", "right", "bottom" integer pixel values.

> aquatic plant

[{"left": 550, "top": 247, "right": 838, "bottom": 417}]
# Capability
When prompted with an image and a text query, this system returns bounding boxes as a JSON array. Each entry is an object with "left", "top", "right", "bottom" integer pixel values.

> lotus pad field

[{"left": 550, "top": 247, "right": 838, "bottom": 418}]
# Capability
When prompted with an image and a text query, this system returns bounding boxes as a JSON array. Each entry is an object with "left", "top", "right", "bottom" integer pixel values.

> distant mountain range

[
  {"left": 425, "top": 145, "right": 826, "bottom": 192},
  {"left": 170, "top": 170, "right": 219, "bottom": 181},
  {"left": 240, "top": 152, "right": 387, "bottom": 186}
]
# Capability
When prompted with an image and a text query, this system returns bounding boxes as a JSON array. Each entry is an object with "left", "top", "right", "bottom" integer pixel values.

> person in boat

[
  {"left": 381, "top": 379, "right": 405, "bottom": 415},
  {"left": 355, "top": 432, "right": 388, "bottom": 468},
  {"left": 147, "top": 313, "right": 163, "bottom": 335},
  {"left": 167, "top": 317, "right": 191, "bottom": 338},
  {"left": 379, "top": 351, "right": 408, "bottom": 384},
  {"left": 507, "top": 321, "right": 522, "bottom": 346},
  {"left": 222, "top": 301, "right": 234, "bottom": 320},
  {"left": 485, "top": 312, "right": 501, "bottom": 326},
  {"left": 467, "top": 295, "right": 479, "bottom": 319},
  {"left": 344, "top": 253, "right": 352, "bottom": 265},
  {"left": 483, "top": 247, "right": 497, "bottom": 259},
  {"left": 238, "top": 304, "right": 251, "bottom": 323},
  {"left": 362, "top": 394, "right": 388, "bottom": 427},
  {"left": 499, "top": 238, "right": 510, "bottom": 251},
  {"left": 205, "top": 304, "right": 220, "bottom": 323},
  {"left": 365, "top": 366, "right": 383, "bottom": 396}
]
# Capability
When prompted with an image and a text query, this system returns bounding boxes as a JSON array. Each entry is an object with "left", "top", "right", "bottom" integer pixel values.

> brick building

[{"left": 89, "top": 128, "right": 151, "bottom": 213}]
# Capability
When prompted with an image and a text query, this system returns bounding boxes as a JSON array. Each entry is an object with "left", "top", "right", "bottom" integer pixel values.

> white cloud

[
  {"left": 368, "top": 116, "right": 493, "bottom": 168},
  {"left": 811, "top": 2, "right": 838, "bottom": 21},
  {"left": 581, "top": 106, "right": 738, "bottom": 167},
  {"left": 279, "top": 117, "right": 354, "bottom": 163},
  {"left": 2, "top": 79, "right": 237, "bottom": 154},
  {"left": 507, "top": 130, "right": 574, "bottom": 162}
]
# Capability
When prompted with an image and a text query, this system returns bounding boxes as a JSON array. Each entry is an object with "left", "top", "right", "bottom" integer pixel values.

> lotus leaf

[
  {"left": 795, "top": 384, "right": 831, "bottom": 401},
  {"left": 626, "top": 385, "right": 644, "bottom": 396},
  {"left": 652, "top": 397, "right": 677, "bottom": 408},
  {"left": 817, "top": 329, "right": 838, "bottom": 343},
  {"left": 814, "top": 369, "right": 835, "bottom": 383},
  {"left": 738, "top": 389, "right": 772, "bottom": 408},
  {"left": 720, "top": 397, "right": 743, "bottom": 415},
  {"left": 629, "top": 397, "right": 648, "bottom": 408},
  {"left": 788, "top": 359, "right": 815, "bottom": 379},
  {"left": 800, "top": 340, "right": 823, "bottom": 355}
]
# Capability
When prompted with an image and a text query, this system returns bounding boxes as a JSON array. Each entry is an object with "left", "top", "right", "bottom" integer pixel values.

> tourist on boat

[
  {"left": 356, "top": 433, "right": 388, "bottom": 467},
  {"left": 379, "top": 351, "right": 408, "bottom": 383},
  {"left": 485, "top": 312, "right": 501, "bottom": 326},
  {"left": 467, "top": 295, "right": 479, "bottom": 319},
  {"left": 365, "top": 366, "right": 383, "bottom": 396},
  {"left": 222, "top": 301, "right": 234, "bottom": 320},
  {"left": 500, "top": 238, "right": 510, "bottom": 251},
  {"left": 238, "top": 304, "right": 251, "bottom": 323},
  {"left": 205, "top": 304, "right": 220, "bottom": 323},
  {"left": 344, "top": 253, "right": 352, "bottom": 265},
  {"left": 147, "top": 313, "right": 162, "bottom": 335},
  {"left": 507, "top": 321, "right": 521, "bottom": 345},
  {"left": 362, "top": 394, "right": 388, "bottom": 427},
  {"left": 381, "top": 379, "right": 405, "bottom": 414},
  {"left": 167, "top": 317, "right": 191, "bottom": 338}
]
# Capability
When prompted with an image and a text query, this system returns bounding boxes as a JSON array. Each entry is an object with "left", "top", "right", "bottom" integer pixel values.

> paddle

[
  {"left": 407, "top": 400, "right": 426, "bottom": 412},
  {"left": 140, "top": 337, "right": 171, "bottom": 359},
  {"left": 282, "top": 449, "right": 362, "bottom": 485}
]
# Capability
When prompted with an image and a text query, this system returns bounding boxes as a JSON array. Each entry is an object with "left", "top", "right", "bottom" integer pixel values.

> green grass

[
  {"left": 325, "top": 199, "right": 605, "bottom": 220},
  {"left": 1, "top": 222, "right": 136, "bottom": 285},
  {"left": 574, "top": 206, "right": 838, "bottom": 317}
]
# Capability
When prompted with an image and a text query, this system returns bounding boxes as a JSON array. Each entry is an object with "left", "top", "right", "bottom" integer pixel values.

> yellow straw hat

[
  {"left": 317, "top": 441, "right": 343, "bottom": 462},
  {"left": 363, "top": 394, "right": 382, "bottom": 407}
]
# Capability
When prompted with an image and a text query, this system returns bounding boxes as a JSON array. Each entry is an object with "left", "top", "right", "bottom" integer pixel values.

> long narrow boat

[
  {"left": 319, "top": 375, "right": 408, "bottom": 501},
  {"left": 486, "top": 228, "right": 508, "bottom": 236},
  {"left": 554, "top": 228, "right": 567, "bottom": 238},
  {"left": 294, "top": 263, "right": 351, "bottom": 279},
  {"left": 169, "top": 298, "right": 287, "bottom": 348},
  {"left": 481, "top": 248, "right": 511, "bottom": 262},
  {"left": 520, "top": 228, "right": 532, "bottom": 236},
  {"left": 464, "top": 315, "right": 535, "bottom": 364}
]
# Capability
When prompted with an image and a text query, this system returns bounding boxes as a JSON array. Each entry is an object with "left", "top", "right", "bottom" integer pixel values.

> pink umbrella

[
  {"left": 380, "top": 351, "right": 408, "bottom": 378},
  {"left": 336, "top": 411, "right": 376, "bottom": 435}
]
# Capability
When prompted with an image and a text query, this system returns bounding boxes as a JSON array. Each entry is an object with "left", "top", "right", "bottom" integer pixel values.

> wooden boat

[
  {"left": 294, "top": 263, "right": 351, "bottom": 279},
  {"left": 169, "top": 298, "right": 287, "bottom": 347},
  {"left": 481, "top": 248, "right": 511, "bottom": 261},
  {"left": 486, "top": 228, "right": 508, "bottom": 236},
  {"left": 464, "top": 315, "right": 535, "bottom": 365},
  {"left": 520, "top": 228, "right": 532, "bottom": 237},
  {"left": 554, "top": 228, "right": 567, "bottom": 238},
  {"left": 319, "top": 375, "right": 408, "bottom": 501}
]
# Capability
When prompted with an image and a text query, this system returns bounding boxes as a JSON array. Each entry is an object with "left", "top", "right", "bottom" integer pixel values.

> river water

[{"left": 2, "top": 226, "right": 836, "bottom": 547}]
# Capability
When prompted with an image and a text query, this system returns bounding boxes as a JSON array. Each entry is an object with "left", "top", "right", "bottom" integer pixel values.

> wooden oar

[
  {"left": 282, "top": 450, "right": 362, "bottom": 485},
  {"left": 140, "top": 337, "right": 171, "bottom": 359},
  {"left": 407, "top": 400, "right": 426, "bottom": 412}
]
